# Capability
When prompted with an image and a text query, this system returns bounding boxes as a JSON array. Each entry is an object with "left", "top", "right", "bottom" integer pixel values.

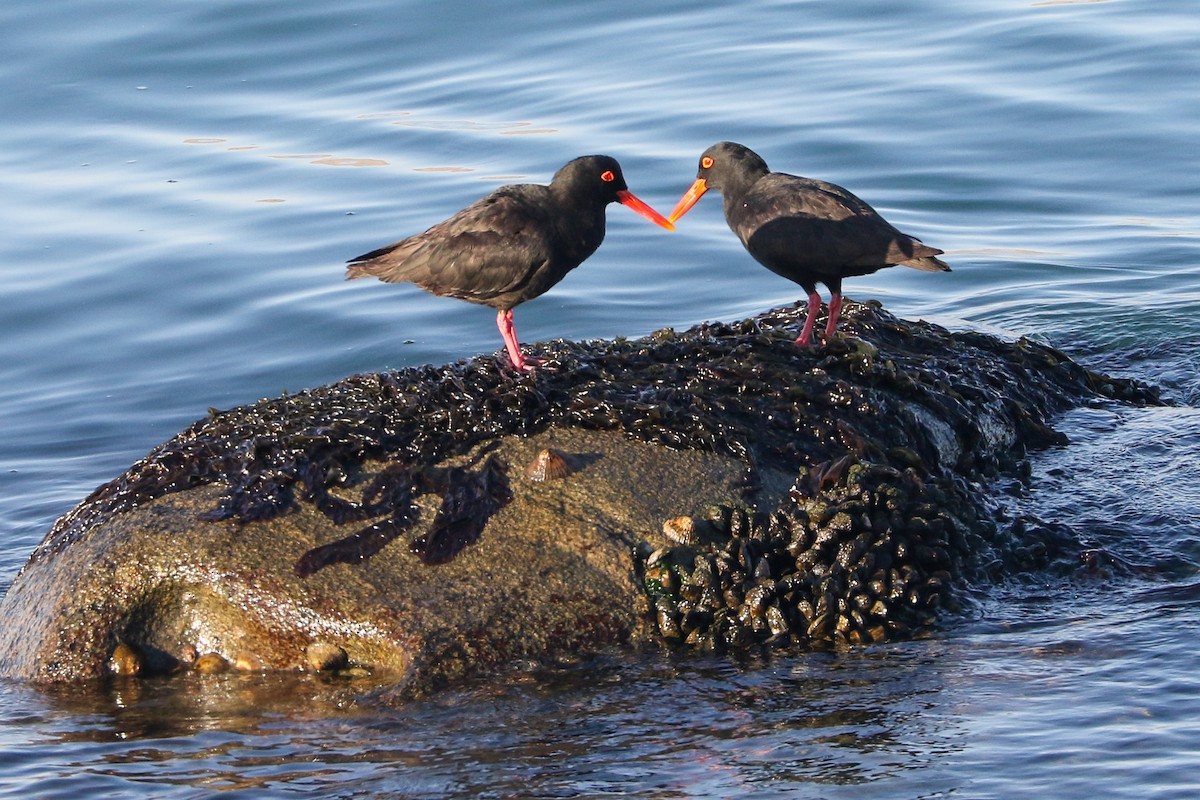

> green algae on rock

[{"left": 0, "top": 302, "right": 1161, "bottom": 691}]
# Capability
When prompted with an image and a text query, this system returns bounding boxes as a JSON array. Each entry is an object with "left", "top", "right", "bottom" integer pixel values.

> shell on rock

[
  {"left": 662, "top": 516, "right": 700, "bottom": 545},
  {"left": 193, "top": 652, "right": 229, "bottom": 674},
  {"left": 234, "top": 651, "right": 266, "bottom": 672},
  {"left": 523, "top": 448, "right": 574, "bottom": 482}
]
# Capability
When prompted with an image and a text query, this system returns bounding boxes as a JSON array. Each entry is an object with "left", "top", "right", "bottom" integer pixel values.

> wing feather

[{"left": 345, "top": 188, "right": 554, "bottom": 303}]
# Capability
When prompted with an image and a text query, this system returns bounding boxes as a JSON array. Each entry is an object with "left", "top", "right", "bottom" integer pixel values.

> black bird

[
  {"left": 347, "top": 155, "right": 674, "bottom": 371},
  {"left": 669, "top": 142, "right": 949, "bottom": 346}
]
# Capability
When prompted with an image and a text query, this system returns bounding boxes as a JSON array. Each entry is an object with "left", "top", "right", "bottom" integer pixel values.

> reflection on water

[
  {"left": 9, "top": 609, "right": 1195, "bottom": 800},
  {"left": 185, "top": 139, "right": 392, "bottom": 168},
  {"left": 4, "top": 649, "right": 968, "bottom": 797},
  {"left": 390, "top": 118, "right": 555, "bottom": 135},
  {"left": 310, "top": 157, "right": 389, "bottom": 167}
]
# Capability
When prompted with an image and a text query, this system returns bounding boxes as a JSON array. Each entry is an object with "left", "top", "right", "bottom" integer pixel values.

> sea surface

[{"left": 2, "top": 0, "right": 1198, "bottom": 797}]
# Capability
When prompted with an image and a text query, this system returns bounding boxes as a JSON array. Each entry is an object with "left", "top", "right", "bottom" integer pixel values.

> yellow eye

[
  {"left": 600, "top": 170, "right": 615, "bottom": 182},
  {"left": 701, "top": 156, "right": 714, "bottom": 169}
]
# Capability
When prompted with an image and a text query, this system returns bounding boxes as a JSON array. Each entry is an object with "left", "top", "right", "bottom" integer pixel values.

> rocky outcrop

[{"left": 0, "top": 302, "right": 1160, "bottom": 693}]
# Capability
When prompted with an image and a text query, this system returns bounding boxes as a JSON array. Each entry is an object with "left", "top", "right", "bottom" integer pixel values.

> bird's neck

[
  {"left": 716, "top": 170, "right": 764, "bottom": 216},
  {"left": 550, "top": 186, "right": 608, "bottom": 235}
]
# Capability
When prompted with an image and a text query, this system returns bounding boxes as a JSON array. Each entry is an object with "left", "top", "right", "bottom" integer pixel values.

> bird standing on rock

[
  {"left": 669, "top": 141, "right": 950, "bottom": 346},
  {"left": 347, "top": 155, "right": 675, "bottom": 372}
]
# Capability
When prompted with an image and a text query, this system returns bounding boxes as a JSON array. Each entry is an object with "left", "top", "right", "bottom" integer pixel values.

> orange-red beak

[
  {"left": 616, "top": 190, "right": 675, "bottom": 231},
  {"left": 668, "top": 178, "right": 709, "bottom": 224}
]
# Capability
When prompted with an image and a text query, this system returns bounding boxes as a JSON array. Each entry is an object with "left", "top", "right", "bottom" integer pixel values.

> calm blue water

[{"left": 2, "top": 0, "right": 1199, "bottom": 796}]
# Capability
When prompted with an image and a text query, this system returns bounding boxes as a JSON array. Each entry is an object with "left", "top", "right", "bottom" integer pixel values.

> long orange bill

[
  {"left": 668, "top": 178, "right": 709, "bottom": 224},
  {"left": 616, "top": 190, "right": 675, "bottom": 231}
]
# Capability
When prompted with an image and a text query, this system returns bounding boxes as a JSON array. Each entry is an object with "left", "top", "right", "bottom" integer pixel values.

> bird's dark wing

[
  {"left": 739, "top": 174, "right": 938, "bottom": 271},
  {"left": 346, "top": 189, "right": 555, "bottom": 303}
]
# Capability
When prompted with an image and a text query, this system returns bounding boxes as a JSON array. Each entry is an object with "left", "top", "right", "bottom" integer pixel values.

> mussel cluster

[{"left": 641, "top": 458, "right": 978, "bottom": 650}]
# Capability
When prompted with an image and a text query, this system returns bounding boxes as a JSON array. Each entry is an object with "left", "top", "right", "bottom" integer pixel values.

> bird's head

[{"left": 669, "top": 142, "right": 770, "bottom": 223}]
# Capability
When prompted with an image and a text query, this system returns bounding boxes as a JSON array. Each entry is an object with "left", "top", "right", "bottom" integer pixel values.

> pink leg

[
  {"left": 795, "top": 292, "right": 822, "bottom": 346},
  {"left": 824, "top": 292, "right": 843, "bottom": 339},
  {"left": 496, "top": 309, "right": 532, "bottom": 372}
]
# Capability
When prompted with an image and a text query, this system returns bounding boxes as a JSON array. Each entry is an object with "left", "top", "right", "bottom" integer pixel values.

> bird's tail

[
  {"left": 344, "top": 238, "right": 423, "bottom": 281},
  {"left": 345, "top": 262, "right": 377, "bottom": 280}
]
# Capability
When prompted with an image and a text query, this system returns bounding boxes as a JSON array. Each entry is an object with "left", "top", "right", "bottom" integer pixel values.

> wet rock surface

[{"left": 0, "top": 301, "right": 1161, "bottom": 692}]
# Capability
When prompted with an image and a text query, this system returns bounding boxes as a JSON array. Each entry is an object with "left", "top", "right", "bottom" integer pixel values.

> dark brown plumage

[
  {"left": 347, "top": 155, "right": 673, "bottom": 371},
  {"left": 669, "top": 141, "right": 949, "bottom": 346}
]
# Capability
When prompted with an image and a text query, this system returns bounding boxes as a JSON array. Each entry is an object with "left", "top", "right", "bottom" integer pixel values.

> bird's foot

[
  {"left": 795, "top": 333, "right": 855, "bottom": 354},
  {"left": 520, "top": 356, "right": 553, "bottom": 373},
  {"left": 504, "top": 353, "right": 556, "bottom": 375}
]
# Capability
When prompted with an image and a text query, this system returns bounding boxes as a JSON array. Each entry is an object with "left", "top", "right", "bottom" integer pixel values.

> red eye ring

[
  {"left": 701, "top": 156, "right": 714, "bottom": 169},
  {"left": 600, "top": 170, "right": 615, "bottom": 182}
]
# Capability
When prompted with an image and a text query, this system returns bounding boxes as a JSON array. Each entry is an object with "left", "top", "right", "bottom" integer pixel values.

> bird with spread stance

[
  {"left": 669, "top": 142, "right": 950, "bottom": 346},
  {"left": 347, "top": 155, "right": 674, "bottom": 371}
]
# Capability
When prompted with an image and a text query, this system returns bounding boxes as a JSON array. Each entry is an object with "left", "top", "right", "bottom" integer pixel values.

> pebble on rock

[
  {"left": 305, "top": 642, "right": 349, "bottom": 672},
  {"left": 108, "top": 642, "right": 143, "bottom": 676}
]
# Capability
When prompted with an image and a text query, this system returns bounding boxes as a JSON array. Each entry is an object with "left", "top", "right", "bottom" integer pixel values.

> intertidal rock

[{"left": 0, "top": 302, "right": 1161, "bottom": 694}]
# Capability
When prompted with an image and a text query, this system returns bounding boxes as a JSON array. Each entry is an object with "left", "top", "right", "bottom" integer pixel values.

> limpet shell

[
  {"left": 194, "top": 652, "right": 229, "bottom": 674},
  {"left": 662, "top": 516, "right": 699, "bottom": 545},
  {"left": 234, "top": 651, "right": 266, "bottom": 672},
  {"left": 523, "top": 448, "right": 574, "bottom": 482}
]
